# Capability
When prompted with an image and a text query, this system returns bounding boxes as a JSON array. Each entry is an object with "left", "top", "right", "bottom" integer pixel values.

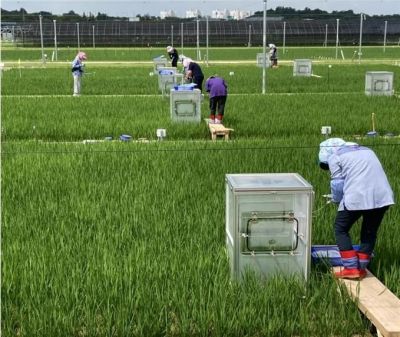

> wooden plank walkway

[
  {"left": 204, "top": 119, "right": 234, "bottom": 140},
  {"left": 333, "top": 267, "right": 400, "bottom": 337}
]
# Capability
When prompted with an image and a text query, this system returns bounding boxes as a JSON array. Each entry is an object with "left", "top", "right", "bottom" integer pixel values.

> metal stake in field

[{"left": 367, "top": 113, "right": 378, "bottom": 137}]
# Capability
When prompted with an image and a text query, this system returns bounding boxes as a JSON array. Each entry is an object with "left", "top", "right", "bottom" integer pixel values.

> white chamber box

[
  {"left": 225, "top": 173, "right": 314, "bottom": 282},
  {"left": 293, "top": 59, "right": 312, "bottom": 77},
  {"left": 170, "top": 88, "right": 202, "bottom": 123},
  {"left": 157, "top": 67, "right": 183, "bottom": 96},
  {"left": 153, "top": 57, "right": 169, "bottom": 72},
  {"left": 256, "top": 53, "right": 271, "bottom": 68},
  {"left": 365, "top": 71, "right": 394, "bottom": 96}
]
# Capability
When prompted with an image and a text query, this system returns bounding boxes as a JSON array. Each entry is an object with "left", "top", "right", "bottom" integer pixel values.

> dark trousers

[
  {"left": 209, "top": 96, "right": 227, "bottom": 116},
  {"left": 334, "top": 206, "right": 389, "bottom": 254},
  {"left": 193, "top": 76, "right": 204, "bottom": 92}
]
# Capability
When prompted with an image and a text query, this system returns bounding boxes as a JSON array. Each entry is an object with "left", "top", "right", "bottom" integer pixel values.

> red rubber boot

[{"left": 334, "top": 250, "right": 366, "bottom": 280}]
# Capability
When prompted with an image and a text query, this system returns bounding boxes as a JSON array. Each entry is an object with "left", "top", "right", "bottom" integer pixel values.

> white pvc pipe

[
  {"left": 206, "top": 16, "right": 209, "bottom": 65},
  {"left": 196, "top": 19, "right": 200, "bottom": 60},
  {"left": 39, "top": 15, "right": 44, "bottom": 64},
  {"left": 358, "top": 14, "right": 364, "bottom": 64},
  {"left": 53, "top": 20, "right": 58, "bottom": 61},
  {"left": 335, "top": 19, "right": 339, "bottom": 59},
  {"left": 181, "top": 22, "right": 184, "bottom": 52},
  {"left": 262, "top": 0, "right": 267, "bottom": 94},
  {"left": 77, "top": 22, "right": 80, "bottom": 51},
  {"left": 92, "top": 25, "right": 95, "bottom": 48},
  {"left": 383, "top": 20, "right": 387, "bottom": 52}
]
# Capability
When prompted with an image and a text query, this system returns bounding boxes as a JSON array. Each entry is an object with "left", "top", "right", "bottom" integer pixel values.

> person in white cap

[
  {"left": 268, "top": 43, "right": 278, "bottom": 68},
  {"left": 71, "top": 51, "right": 87, "bottom": 96},
  {"left": 166, "top": 45, "right": 179, "bottom": 67},
  {"left": 318, "top": 138, "right": 394, "bottom": 279},
  {"left": 182, "top": 58, "right": 204, "bottom": 92}
]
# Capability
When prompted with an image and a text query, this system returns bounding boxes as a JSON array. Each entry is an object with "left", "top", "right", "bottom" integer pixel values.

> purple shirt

[{"left": 205, "top": 76, "right": 227, "bottom": 98}]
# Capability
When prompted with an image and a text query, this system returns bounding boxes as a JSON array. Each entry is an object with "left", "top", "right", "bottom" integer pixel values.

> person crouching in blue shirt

[
  {"left": 71, "top": 51, "right": 87, "bottom": 96},
  {"left": 205, "top": 75, "right": 228, "bottom": 124},
  {"left": 318, "top": 138, "right": 394, "bottom": 279}
]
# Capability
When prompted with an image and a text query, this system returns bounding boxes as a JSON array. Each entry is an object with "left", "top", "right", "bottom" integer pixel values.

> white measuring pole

[
  {"left": 171, "top": 25, "right": 174, "bottom": 46},
  {"left": 324, "top": 24, "right": 328, "bottom": 47}
]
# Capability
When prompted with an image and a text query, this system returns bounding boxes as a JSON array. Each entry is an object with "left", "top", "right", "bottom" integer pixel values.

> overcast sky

[{"left": 2, "top": 0, "right": 399, "bottom": 17}]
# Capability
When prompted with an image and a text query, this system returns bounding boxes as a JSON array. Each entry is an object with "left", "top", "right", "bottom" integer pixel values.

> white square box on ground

[
  {"left": 170, "top": 88, "right": 202, "bottom": 123},
  {"left": 365, "top": 71, "right": 394, "bottom": 96},
  {"left": 256, "top": 53, "right": 271, "bottom": 68},
  {"left": 293, "top": 59, "right": 312, "bottom": 77},
  {"left": 225, "top": 173, "right": 314, "bottom": 282},
  {"left": 157, "top": 67, "right": 183, "bottom": 96},
  {"left": 153, "top": 57, "right": 169, "bottom": 72}
]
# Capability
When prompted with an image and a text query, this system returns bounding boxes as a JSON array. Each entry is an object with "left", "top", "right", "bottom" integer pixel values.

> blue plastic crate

[
  {"left": 119, "top": 134, "right": 132, "bottom": 142},
  {"left": 174, "top": 83, "right": 196, "bottom": 91},
  {"left": 311, "top": 245, "right": 373, "bottom": 267}
]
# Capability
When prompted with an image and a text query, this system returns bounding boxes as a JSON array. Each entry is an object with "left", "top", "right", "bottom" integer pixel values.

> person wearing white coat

[
  {"left": 318, "top": 138, "right": 394, "bottom": 279},
  {"left": 71, "top": 51, "right": 87, "bottom": 96}
]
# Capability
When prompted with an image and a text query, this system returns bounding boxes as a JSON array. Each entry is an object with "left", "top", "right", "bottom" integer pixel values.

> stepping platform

[
  {"left": 204, "top": 119, "right": 234, "bottom": 140},
  {"left": 333, "top": 267, "right": 400, "bottom": 337}
]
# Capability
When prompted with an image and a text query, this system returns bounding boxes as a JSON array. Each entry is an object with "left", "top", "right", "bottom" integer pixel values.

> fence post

[
  {"left": 383, "top": 20, "right": 387, "bottom": 52},
  {"left": 53, "top": 20, "right": 58, "bottom": 61},
  {"left": 92, "top": 25, "right": 95, "bottom": 48},
  {"left": 77, "top": 22, "right": 80, "bottom": 51},
  {"left": 39, "top": 15, "right": 45, "bottom": 64}
]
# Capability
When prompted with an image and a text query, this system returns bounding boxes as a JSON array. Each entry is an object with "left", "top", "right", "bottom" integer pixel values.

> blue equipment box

[
  {"left": 311, "top": 245, "right": 373, "bottom": 267},
  {"left": 174, "top": 83, "right": 196, "bottom": 91}
]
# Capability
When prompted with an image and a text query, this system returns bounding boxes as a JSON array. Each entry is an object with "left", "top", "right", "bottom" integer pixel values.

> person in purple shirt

[
  {"left": 182, "top": 58, "right": 204, "bottom": 92},
  {"left": 318, "top": 138, "right": 394, "bottom": 279},
  {"left": 205, "top": 75, "right": 228, "bottom": 124}
]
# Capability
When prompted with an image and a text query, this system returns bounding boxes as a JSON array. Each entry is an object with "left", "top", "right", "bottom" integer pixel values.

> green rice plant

[
  {"left": 2, "top": 46, "right": 400, "bottom": 62},
  {"left": 2, "top": 50, "right": 400, "bottom": 337},
  {"left": 2, "top": 64, "right": 399, "bottom": 96},
  {"left": 3, "top": 139, "right": 391, "bottom": 336}
]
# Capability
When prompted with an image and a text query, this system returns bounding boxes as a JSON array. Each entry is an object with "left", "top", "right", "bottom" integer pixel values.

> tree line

[{"left": 1, "top": 6, "right": 399, "bottom": 23}]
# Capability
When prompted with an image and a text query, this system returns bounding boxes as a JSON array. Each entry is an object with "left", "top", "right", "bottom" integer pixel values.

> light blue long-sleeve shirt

[
  {"left": 71, "top": 58, "right": 84, "bottom": 77},
  {"left": 328, "top": 145, "right": 394, "bottom": 211}
]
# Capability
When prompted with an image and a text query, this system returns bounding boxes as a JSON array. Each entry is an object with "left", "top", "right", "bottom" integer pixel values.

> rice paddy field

[{"left": 1, "top": 46, "right": 400, "bottom": 336}]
